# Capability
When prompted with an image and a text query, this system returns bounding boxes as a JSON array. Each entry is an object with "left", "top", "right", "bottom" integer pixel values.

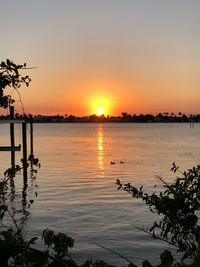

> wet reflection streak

[{"left": 97, "top": 125, "right": 104, "bottom": 171}]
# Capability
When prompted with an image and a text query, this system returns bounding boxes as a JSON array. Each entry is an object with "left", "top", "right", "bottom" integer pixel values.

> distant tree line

[{"left": 0, "top": 112, "right": 199, "bottom": 123}]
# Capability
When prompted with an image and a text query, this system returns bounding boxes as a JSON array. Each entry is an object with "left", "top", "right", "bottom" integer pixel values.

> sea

[{"left": 0, "top": 123, "right": 200, "bottom": 266}]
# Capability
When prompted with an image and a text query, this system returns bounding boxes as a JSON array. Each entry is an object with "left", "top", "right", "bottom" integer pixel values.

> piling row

[{"left": 0, "top": 106, "right": 34, "bottom": 184}]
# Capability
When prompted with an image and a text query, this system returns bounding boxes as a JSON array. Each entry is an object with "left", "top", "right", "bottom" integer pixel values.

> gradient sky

[{"left": 1, "top": 0, "right": 199, "bottom": 116}]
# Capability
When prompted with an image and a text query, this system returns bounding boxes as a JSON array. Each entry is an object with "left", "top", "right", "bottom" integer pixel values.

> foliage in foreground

[
  {"left": 1, "top": 165, "right": 200, "bottom": 266},
  {"left": 0, "top": 227, "right": 187, "bottom": 267},
  {"left": 117, "top": 163, "right": 200, "bottom": 266},
  {"left": 0, "top": 59, "right": 31, "bottom": 108}
]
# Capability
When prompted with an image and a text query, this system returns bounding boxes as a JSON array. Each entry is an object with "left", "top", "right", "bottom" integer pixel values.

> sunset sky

[{"left": 1, "top": 0, "right": 199, "bottom": 116}]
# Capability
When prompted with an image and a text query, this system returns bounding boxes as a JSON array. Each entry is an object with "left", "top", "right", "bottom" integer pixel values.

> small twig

[
  {"left": 14, "top": 88, "right": 25, "bottom": 114},
  {"left": 6, "top": 209, "right": 21, "bottom": 233},
  {"left": 0, "top": 67, "right": 37, "bottom": 70},
  {"left": 136, "top": 224, "right": 195, "bottom": 257},
  {"left": 93, "top": 242, "right": 138, "bottom": 264},
  {"left": 20, "top": 67, "right": 37, "bottom": 69},
  {"left": 154, "top": 175, "right": 170, "bottom": 187},
  {"left": 134, "top": 225, "right": 180, "bottom": 249}
]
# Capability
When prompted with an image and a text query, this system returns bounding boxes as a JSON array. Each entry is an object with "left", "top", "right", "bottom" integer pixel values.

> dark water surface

[{"left": 0, "top": 123, "right": 200, "bottom": 266}]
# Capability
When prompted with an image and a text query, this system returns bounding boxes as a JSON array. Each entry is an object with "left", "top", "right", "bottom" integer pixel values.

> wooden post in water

[
  {"left": 190, "top": 115, "right": 194, "bottom": 128},
  {"left": 10, "top": 106, "right": 15, "bottom": 168},
  {"left": 22, "top": 122, "right": 27, "bottom": 184},
  {"left": 30, "top": 119, "right": 34, "bottom": 168}
]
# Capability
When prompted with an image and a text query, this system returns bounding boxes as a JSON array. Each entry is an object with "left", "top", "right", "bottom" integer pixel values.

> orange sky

[{"left": 1, "top": 1, "right": 200, "bottom": 116}]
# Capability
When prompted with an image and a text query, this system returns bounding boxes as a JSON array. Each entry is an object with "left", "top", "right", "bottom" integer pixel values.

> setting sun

[
  {"left": 96, "top": 107, "right": 105, "bottom": 116},
  {"left": 89, "top": 94, "right": 112, "bottom": 116}
]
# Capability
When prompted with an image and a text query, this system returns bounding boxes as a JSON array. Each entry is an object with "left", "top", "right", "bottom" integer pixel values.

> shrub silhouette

[
  {"left": 0, "top": 59, "right": 31, "bottom": 108},
  {"left": 117, "top": 163, "right": 200, "bottom": 265}
]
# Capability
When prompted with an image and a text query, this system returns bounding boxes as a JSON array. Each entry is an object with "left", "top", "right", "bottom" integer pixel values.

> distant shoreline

[
  {"left": 22, "top": 121, "right": 199, "bottom": 123},
  {"left": 0, "top": 113, "right": 199, "bottom": 124},
  {"left": 1, "top": 120, "right": 199, "bottom": 124}
]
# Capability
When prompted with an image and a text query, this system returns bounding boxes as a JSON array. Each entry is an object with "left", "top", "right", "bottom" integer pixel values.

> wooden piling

[
  {"left": 0, "top": 116, "right": 35, "bottom": 183},
  {"left": 30, "top": 120, "right": 34, "bottom": 168},
  {"left": 10, "top": 106, "right": 15, "bottom": 168},
  {"left": 30, "top": 120, "right": 33, "bottom": 157},
  {"left": 190, "top": 115, "right": 194, "bottom": 128},
  {"left": 22, "top": 122, "right": 27, "bottom": 183}
]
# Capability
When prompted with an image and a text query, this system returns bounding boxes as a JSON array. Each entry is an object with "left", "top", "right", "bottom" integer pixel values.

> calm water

[{"left": 0, "top": 123, "right": 200, "bottom": 266}]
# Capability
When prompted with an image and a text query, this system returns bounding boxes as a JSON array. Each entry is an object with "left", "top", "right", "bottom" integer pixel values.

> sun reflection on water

[{"left": 97, "top": 124, "right": 104, "bottom": 172}]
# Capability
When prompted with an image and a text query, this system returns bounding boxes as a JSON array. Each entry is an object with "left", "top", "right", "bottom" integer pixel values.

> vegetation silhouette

[
  {"left": 117, "top": 163, "right": 200, "bottom": 266},
  {"left": 1, "top": 112, "right": 199, "bottom": 123},
  {"left": 0, "top": 59, "right": 31, "bottom": 109}
]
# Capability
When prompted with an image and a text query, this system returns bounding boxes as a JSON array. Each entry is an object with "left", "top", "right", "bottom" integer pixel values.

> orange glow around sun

[
  {"left": 84, "top": 81, "right": 118, "bottom": 116},
  {"left": 90, "top": 96, "right": 111, "bottom": 116}
]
